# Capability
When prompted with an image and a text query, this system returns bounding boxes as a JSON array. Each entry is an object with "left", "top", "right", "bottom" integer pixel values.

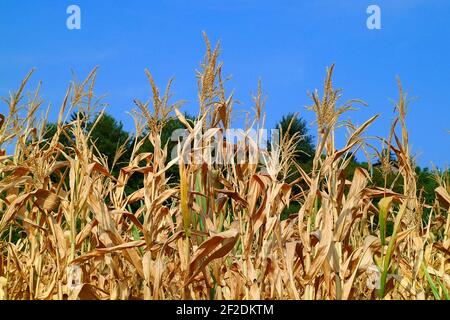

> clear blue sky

[{"left": 0, "top": 0, "right": 449, "bottom": 168}]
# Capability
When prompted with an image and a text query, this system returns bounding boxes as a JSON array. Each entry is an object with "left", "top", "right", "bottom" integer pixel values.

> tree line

[{"left": 43, "top": 111, "right": 445, "bottom": 221}]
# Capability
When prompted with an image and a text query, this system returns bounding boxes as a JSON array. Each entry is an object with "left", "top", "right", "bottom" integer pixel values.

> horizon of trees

[{"left": 43, "top": 110, "right": 446, "bottom": 212}]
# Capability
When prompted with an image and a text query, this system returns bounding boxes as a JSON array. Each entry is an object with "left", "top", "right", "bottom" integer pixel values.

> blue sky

[{"left": 0, "top": 0, "right": 449, "bottom": 168}]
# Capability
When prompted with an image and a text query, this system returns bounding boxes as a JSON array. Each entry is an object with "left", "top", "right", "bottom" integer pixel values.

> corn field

[{"left": 0, "top": 35, "right": 449, "bottom": 300}]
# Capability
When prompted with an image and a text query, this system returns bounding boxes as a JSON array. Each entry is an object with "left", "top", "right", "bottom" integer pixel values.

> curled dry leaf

[{"left": 187, "top": 229, "right": 239, "bottom": 284}]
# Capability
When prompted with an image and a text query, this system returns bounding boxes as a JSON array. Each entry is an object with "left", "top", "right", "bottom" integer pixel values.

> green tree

[
  {"left": 135, "top": 113, "right": 195, "bottom": 184},
  {"left": 275, "top": 113, "right": 315, "bottom": 164},
  {"left": 43, "top": 112, "right": 131, "bottom": 173},
  {"left": 87, "top": 113, "right": 131, "bottom": 171},
  {"left": 275, "top": 113, "right": 315, "bottom": 219}
]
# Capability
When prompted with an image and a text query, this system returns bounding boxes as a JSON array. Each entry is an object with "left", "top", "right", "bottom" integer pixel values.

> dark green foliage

[
  {"left": 416, "top": 166, "right": 439, "bottom": 206},
  {"left": 134, "top": 113, "right": 195, "bottom": 185},
  {"left": 43, "top": 111, "right": 442, "bottom": 217},
  {"left": 275, "top": 113, "right": 315, "bottom": 164},
  {"left": 87, "top": 113, "right": 130, "bottom": 172}
]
